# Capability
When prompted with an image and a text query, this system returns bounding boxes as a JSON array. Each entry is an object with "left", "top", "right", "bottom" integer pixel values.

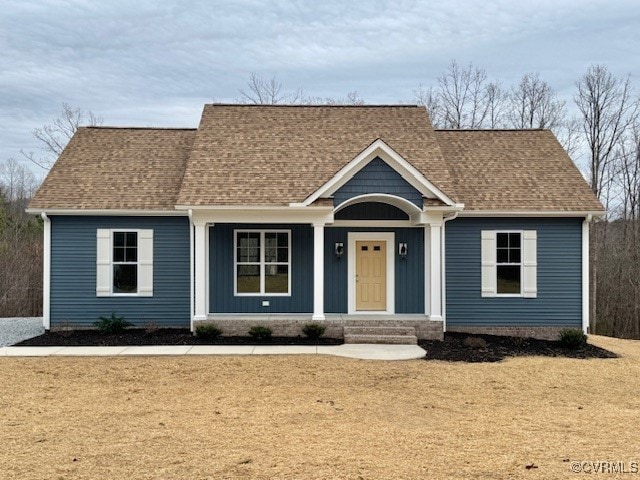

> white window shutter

[
  {"left": 138, "top": 229, "right": 154, "bottom": 297},
  {"left": 96, "top": 229, "right": 111, "bottom": 297},
  {"left": 481, "top": 230, "right": 497, "bottom": 297},
  {"left": 522, "top": 230, "right": 537, "bottom": 298}
]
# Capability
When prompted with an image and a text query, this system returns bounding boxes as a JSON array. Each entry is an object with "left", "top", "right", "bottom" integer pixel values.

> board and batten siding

[
  {"left": 333, "top": 157, "right": 423, "bottom": 208},
  {"left": 324, "top": 227, "right": 424, "bottom": 314},
  {"left": 209, "top": 224, "right": 313, "bottom": 313},
  {"left": 50, "top": 216, "right": 190, "bottom": 328},
  {"left": 445, "top": 217, "right": 583, "bottom": 328}
]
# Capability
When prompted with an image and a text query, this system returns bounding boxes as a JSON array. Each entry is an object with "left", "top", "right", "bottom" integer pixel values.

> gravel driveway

[{"left": 0, "top": 318, "right": 44, "bottom": 346}]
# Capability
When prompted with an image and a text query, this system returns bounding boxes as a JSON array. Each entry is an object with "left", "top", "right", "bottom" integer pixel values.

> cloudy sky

[{"left": 1, "top": 0, "right": 639, "bottom": 172}]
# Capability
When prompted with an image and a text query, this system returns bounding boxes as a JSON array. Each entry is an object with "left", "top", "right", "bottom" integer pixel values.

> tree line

[{"left": 1, "top": 64, "right": 639, "bottom": 338}]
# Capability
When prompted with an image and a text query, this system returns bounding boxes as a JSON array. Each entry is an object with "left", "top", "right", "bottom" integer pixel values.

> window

[
  {"left": 96, "top": 229, "right": 153, "bottom": 297},
  {"left": 481, "top": 230, "right": 536, "bottom": 298},
  {"left": 113, "top": 231, "right": 138, "bottom": 294},
  {"left": 496, "top": 232, "right": 521, "bottom": 295},
  {"left": 235, "top": 230, "right": 290, "bottom": 295}
]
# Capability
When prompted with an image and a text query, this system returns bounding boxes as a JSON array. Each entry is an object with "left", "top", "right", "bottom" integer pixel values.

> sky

[{"left": 1, "top": 0, "right": 639, "bottom": 174}]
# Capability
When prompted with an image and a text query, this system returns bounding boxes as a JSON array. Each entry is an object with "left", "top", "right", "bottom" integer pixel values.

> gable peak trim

[{"left": 297, "top": 139, "right": 456, "bottom": 207}]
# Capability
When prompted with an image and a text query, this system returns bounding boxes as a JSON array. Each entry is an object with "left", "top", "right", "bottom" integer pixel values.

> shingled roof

[
  {"left": 177, "top": 104, "right": 455, "bottom": 206},
  {"left": 435, "top": 129, "right": 603, "bottom": 211},
  {"left": 29, "top": 127, "right": 196, "bottom": 210},
  {"left": 29, "top": 104, "right": 603, "bottom": 213}
]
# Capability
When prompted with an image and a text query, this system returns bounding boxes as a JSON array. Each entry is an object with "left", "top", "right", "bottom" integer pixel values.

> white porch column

[
  {"left": 41, "top": 213, "right": 51, "bottom": 330},
  {"left": 425, "top": 220, "right": 443, "bottom": 322},
  {"left": 194, "top": 221, "right": 207, "bottom": 322},
  {"left": 312, "top": 223, "right": 325, "bottom": 321}
]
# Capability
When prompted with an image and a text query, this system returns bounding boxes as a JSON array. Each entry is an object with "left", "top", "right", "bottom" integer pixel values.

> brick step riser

[
  {"left": 343, "top": 326, "right": 417, "bottom": 336},
  {"left": 344, "top": 334, "right": 418, "bottom": 345}
]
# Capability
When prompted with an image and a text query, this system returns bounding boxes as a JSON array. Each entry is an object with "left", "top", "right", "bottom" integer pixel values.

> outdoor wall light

[
  {"left": 398, "top": 242, "right": 408, "bottom": 259},
  {"left": 335, "top": 242, "right": 344, "bottom": 258}
]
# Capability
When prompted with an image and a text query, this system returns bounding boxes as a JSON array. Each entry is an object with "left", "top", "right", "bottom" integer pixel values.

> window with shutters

[
  {"left": 481, "top": 229, "right": 537, "bottom": 298},
  {"left": 96, "top": 229, "right": 153, "bottom": 297}
]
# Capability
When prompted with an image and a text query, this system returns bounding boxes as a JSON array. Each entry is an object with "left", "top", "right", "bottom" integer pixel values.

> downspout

[
  {"left": 582, "top": 214, "right": 592, "bottom": 334},
  {"left": 188, "top": 209, "right": 194, "bottom": 333},
  {"left": 41, "top": 212, "right": 51, "bottom": 330},
  {"left": 440, "top": 210, "right": 460, "bottom": 333}
]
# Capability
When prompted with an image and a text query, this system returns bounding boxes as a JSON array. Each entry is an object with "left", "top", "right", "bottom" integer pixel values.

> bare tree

[
  {"left": 575, "top": 65, "right": 639, "bottom": 199},
  {"left": 508, "top": 73, "right": 566, "bottom": 129},
  {"left": 436, "top": 60, "right": 492, "bottom": 128},
  {"left": 413, "top": 84, "right": 442, "bottom": 126},
  {"left": 21, "top": 103, "right": 102, "bottom": 169},
  {"left": 0, "top": 159, "right": 39, "bottom": 213},
  {"left": 484, "top": 81, "right": 508, "bottom": 128},
  {"left": 237, "top": 73, "right": 303, "bottom": 105},
  {"left": 575, "top": 65, "right": 640, "bottom": 334}
]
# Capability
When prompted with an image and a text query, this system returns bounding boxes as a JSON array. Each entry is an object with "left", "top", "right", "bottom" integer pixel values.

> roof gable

[{"left": 176, "top": 104, "right": 456, "bottom": 207}]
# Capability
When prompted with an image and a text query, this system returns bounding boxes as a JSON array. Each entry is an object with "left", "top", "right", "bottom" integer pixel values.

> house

[{"left": 27, "top": 105, "right": 604, "bottom": 341}]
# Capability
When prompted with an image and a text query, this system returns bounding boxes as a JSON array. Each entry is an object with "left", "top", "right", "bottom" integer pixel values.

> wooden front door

[{"left": 355, "top": 240, "right": 387, "bottom": 311}]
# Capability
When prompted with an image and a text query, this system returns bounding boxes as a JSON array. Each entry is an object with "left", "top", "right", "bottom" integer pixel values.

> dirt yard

[{"left": 1, "top": 335, "right": 638, "bottom": 479}]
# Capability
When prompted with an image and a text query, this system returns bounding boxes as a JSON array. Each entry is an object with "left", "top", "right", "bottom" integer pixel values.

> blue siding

[
  {"left": 333, "top": 157, "right": 423, "bottom": 207},
  {"left": 335, "top": 202, "right": 409, "bottom": 220},
  {"left": 446, "top": 217, "right": 583, "bottom": 328},
  {"left": 324, "top": 227, "right": 424, "bottom": 313},
  {"left": 210, "top": 224, "right": 313, "bottom": 313},
  {"left": 50, "top": 216, "right": 190, "bottom": 328}
]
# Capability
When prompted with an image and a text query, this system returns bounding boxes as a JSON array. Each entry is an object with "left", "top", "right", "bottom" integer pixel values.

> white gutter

[
  {"left": 41, "top": 213, "right": 51, "bottom": 330},
  {"left": 188, "top": 209, "right": 194, "bottom": 333},
  {"left": 582, "top": 214, "right": 593, "bottom": 334},
  {"left": 440, "top": 210, "right": 461, "bottom": 332}
]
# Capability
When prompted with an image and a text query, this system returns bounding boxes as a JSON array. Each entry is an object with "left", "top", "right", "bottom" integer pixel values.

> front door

[{"left": 355, "top": 240, "right": 387, "bottom": 311}]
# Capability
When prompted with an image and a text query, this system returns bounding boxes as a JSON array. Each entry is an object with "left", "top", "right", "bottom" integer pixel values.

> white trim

[
  {"left": 191, "top": 208, "right": 333, "bottom": 226},
  {"left": 347, "top": 232, "right": 395, "bottom": 315},
  {"left": 26, "top": 209, "right": 187, "bottom": 216},
  {"left": 494, "top": 230, "right": 524, "bottom": 297},
  {"left": 109, "top": 229, "right": 143, "bottom": 297},
  {"left": 41, "top": 213, "right": 51, "bottom": 330},
  {"left": 205, "top": 224, "right": 210, "bottom": 314},
  {"left": 233, "top": 230, "right": 292, "bottom": 297},
  {"left": 426, "top": 223, "right": 443, "bottom": 321},
  {"left": 582, "top": 215, "right": 591, "bottom": 333},
  {"left": 179, "top": 205, "right": 332, "bottom": 211},
  {"left": 312, "top": 224, "right": 325, "bottom": 321},
  {"left": 188, "top": 210, "right": 194, "bottom": 331},
  {"left": 334, "top": 193, "right": 423, "bottom": 216},
  {"left": 193, "top": 222, "right": 207, "bottom": 321},
  {"left": 332, "top": 220, "right": 417, "bottom": 228},
  {"left": 300, "top": 139, "right": 457, "bottom": 207},
  {"left": 440, "top": 221, "right": 446, "bottom": 331},
  {"left": 458, "top": 210, "right": 605, "bottom": 218}
]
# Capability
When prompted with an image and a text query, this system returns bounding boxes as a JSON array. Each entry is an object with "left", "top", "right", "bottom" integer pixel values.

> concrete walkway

[{"left": 0, "top": 344, "right": 426, "bottom": 360}]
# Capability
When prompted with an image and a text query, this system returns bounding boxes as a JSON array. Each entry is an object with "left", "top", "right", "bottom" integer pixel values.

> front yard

[{"left": 0, "top": 335, "right": 638, "bottom": 479}]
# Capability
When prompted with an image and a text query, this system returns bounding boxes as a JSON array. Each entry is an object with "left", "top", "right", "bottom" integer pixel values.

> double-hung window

[
  {"left": 235, "top": 230, "right": 291, "bottom": 295},
  {"left": 96, "top": 229, "right": 154, "bottom": 297},
  {"left": 113, "top": 231, "right": 138, "bottom": 294},
  {"left": 481, "top": 229, "right": 537, "bottom": 298},
  {"left": 496, "top": 232, "right": 521, "bottom": 295}
]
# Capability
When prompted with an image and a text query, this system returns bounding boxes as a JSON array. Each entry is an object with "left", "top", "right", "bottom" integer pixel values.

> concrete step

[
  {"left": 344, "top": 334, "right": 418, "bottom": 345},
  {"left": 343, "top": 326, "right": 417, "bottom": 336}
]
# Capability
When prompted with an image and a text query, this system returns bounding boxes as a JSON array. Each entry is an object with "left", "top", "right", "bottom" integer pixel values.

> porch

[{"left": 198, "top": 314, "right": 444, "bottom": 341}]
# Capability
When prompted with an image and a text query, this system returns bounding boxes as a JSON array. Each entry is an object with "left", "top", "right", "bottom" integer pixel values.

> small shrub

[
  {"left": 559, "top": 328, "right": 587, "bottom": 349},
  {"left": 93, "top": 311, "right": 132, "bottom": 334},
  {"left": 196, "top": 324, "right": 223, "bottom": 339},
  {"left": 248, "top": 325, "right": 272, "bottom": 341},
  {"left": 302, "top": 323, "right": 326, "bottom": 339},
  {"left": 463, "top": 336, "right": 488, "bottom": 349}
]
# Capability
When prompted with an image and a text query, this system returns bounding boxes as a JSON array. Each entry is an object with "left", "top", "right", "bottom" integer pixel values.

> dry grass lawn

[{"left": 1, "top": 335, "right": 639, "bottom": 479}]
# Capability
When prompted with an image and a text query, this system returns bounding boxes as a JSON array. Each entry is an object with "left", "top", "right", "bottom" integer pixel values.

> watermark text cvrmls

[{"left": 570, "top": 461, "right": 639, "bottom": 474}]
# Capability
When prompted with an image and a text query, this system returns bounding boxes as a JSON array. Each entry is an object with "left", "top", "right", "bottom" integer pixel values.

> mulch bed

[
  {"left": 16, "top": 329, "right": 342, "bottom": 346},
  {"left": 420, "top": 332, "right": 618, "bottom": 362}
]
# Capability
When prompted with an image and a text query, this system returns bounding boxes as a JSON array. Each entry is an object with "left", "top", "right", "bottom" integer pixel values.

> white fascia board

[
  {"left": 457, "top": 210, "right": 606, "bottom": 218},
  {"left": 300, "top": 139, "right": 456, "bottom": 207},
  {"left": 191, "top": 207, "right": 334, "bottom": 226},
  {"left": 26, "top": 208, "right": 187, "bottom": 216}
]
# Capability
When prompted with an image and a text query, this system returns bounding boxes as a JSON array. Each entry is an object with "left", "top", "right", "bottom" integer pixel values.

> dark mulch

[
  {"left": 15, "top": 329, "right": 342, "bottom": 347},
  {"left": 419, "top": 332, "right": 618, "bottom": 363}
]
